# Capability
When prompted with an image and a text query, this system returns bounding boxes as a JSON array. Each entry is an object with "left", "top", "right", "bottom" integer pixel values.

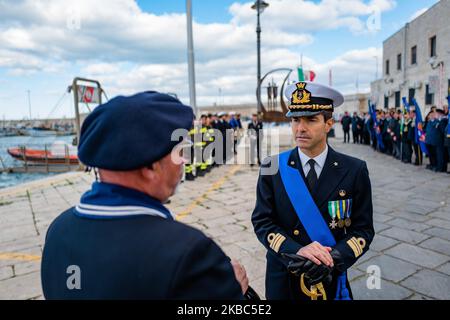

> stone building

[{"left": 371, "top": 0, "right": 450, "bottom": 113}]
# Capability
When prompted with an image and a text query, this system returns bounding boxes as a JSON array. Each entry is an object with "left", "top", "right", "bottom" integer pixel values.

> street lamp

[
  {"left": 252, "top": 0, "right": 269, "bottom": 116},
  {"left": 186, "top": 0, "right": 198, "bottom": 117}
]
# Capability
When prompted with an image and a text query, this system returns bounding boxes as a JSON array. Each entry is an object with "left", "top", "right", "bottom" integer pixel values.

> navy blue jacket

[
  {"left": 251, "top": 147, "right": 374, "bottom": 300},
  {"left": 425, "top": 119, "right": 439, "bottom": 146},
  {"left": 41, "top": 209, "right": 243, "bottom": 300}
]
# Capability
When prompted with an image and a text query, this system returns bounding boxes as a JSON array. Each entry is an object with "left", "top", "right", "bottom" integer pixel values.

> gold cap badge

[{"left": 291, "top": 82, "right": 311, "bottom": 105}]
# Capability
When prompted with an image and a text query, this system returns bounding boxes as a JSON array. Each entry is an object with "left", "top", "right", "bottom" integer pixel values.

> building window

[
  {"left": 395, "top": 91, "right": 400, "bottom": 109},
  {"left": 430, "top": 35, "right": 437, "bottom": 58},
  {"left": 425, "top": 84, "right": 434, "bottom": 105},
  {"left": 384, "top": 96, "right": 389, "bottom": 109},
  {"left": 385, "top": 60, "right": 390, "bottom": 75},
  {"left": 411, "top": 46, "right": 417, "bottom": 65},
  {"left": 408, "top": 88, "right": 415, "bottom": 104},
  {"left": 397, "top": 54, "right": 402, "bottom": 71}
]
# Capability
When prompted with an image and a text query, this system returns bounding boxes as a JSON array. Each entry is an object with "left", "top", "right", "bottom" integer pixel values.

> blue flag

[
  {"left": 368, "top": 101, "right": 385, "bottom": 151},
  {"left": 411, "top": 98, "right": 429, "bottom": 156},
  {"left": 447, "top": 96, "right": 450, "bottom": 138},
  {"left": 402, "top": 97, "right": 410, "bottom": 113}
]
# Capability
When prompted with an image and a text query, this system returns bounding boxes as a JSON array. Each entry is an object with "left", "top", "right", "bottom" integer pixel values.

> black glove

[
  {"left": 282, "top": 253, "right": 333, "bottom": 286},
  {"left": 244, "top": 286, "right": 261, "bottom": 300},
  {"left": 330, "top": 248, "right": 345, "bottom": 273}
]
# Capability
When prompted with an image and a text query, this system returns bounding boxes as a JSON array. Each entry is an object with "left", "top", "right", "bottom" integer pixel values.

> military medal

[
  {"left": 344, "top": 199, "right": 352, "bottom": 227},
  {"left": 327, "top": 201, "right": 338, "bottom": 229},
  {"left": 336, "top": 200, "right": 344, "bottom": 228},
  {"left": 328, "top": 201, "right": 338, "bottom": 229}
]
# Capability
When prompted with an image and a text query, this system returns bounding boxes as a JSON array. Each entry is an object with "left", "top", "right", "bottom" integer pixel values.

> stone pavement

[{"left": 0, "top": 137, "right": 449, "bottom": 300}]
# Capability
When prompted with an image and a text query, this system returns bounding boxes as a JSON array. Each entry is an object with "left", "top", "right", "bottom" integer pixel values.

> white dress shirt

[{"left": 298, "top": 145, "right": 328, "bottom": 178}]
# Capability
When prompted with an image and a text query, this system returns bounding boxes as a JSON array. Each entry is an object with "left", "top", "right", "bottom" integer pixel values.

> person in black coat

[
  {"left": 248, "top": 113, "right": 263, "bottom": 166},
  {"left": 445, "top": 106, "right": 450, "bottom": 173},
  {"left": 341, "top": 112, "right": 351, "bottom": 143},
  {"left": 363, "top": 113, "right": 371, "bottom": 145},
  {"left": 357, "top": 114, "right": 365, "bottom": 144},
  {"left": 41, "top": 92, "right": 248, "bottom": 300},
  {"left": 435, "top": 109, "right": 448, "bottom": 172},
  {"left": 252, "top": 82, "right": 374, "bottom": 300},
  {"left": 390, "top": 111, "right": 401, "bottom": 160},
  {"left": 401, "top": 112, "right": 413, "bottom": 163},
  {"left": 351, "top": 112, "right": 360, "bottom": 144},
  {"left": 425, "top": 110, "right": 438, "bottom": 170},
  {"left": 410, "top": 110, "right": 423, "bottom": 165}
]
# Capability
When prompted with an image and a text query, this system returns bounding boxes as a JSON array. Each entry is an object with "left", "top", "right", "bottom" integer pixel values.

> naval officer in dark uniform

[
  {"left": 41, "top": 91, "right": 248, "bottom": 299},
  {"left": 252, "top": 82, "right": 374, "bottom": 300}
]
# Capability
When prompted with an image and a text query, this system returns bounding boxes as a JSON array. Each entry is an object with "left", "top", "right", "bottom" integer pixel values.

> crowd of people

[
  {"left": 340, "top": 105, "right": 450, "bottom": 174},
  {"left": 184, "top": 112, "right": 263, "bottom": 181}
]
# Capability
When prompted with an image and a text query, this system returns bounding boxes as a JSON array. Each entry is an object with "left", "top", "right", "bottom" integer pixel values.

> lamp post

[
  {"left": 186, "top": 0, "right": 198, "bottom": 117},
  {"left": 27, "top": 90, "right": 32, "bottom": 120},
  {"left": 252, "top": 0, "right": 269, "bottom": 116}
]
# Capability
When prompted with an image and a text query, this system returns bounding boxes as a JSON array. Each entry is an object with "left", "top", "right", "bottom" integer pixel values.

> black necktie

[{"left": 306, "top": 159, "right": 318, "bottom": 191}]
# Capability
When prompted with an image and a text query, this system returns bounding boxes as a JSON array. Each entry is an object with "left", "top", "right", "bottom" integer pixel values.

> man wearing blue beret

[{"left": 41, "top": 91, "right": 248, "bottom": 299}]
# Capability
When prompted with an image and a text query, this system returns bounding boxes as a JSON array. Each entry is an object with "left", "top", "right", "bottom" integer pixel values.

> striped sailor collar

[{"left": 75, "top": 182, "right": 174, "bottom": 220}]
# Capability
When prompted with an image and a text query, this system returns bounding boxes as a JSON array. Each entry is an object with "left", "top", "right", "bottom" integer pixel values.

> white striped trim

[
  {"left": 75, "top": 203, "right": 174, "bottom": 219},
  {"left": 78, "top": 203, "right": 160, "bottom": 212}
]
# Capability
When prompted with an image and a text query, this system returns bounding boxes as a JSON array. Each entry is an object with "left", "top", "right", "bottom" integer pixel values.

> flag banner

[
  {"left": 412, "top": 98, "right": 429, "bottom": 156},
  {"left": 78, "top": 85, "right": 100, "bottom": 104},
  {"left": 297, "top": 67, "right": 305, "bottom": 81},
  {"left": 297, "top": 68, "right": 316, "bottom": 82},
  {"left": 368, "top": 102, "right": 385, "bottom": 151}
]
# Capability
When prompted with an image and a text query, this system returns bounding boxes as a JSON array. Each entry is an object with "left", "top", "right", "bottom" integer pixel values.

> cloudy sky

[{"left": 0, "top": 0, "right": 439, "bottom": 119}]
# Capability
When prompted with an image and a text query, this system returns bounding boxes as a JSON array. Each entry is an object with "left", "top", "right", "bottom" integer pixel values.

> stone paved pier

[{"left": 0, "top": 136, "right": 449, "bottom": 300}]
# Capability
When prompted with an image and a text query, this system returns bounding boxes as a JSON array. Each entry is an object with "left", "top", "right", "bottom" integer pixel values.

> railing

[{"left": 1, "top": 144, "right": 81, "bottom": 174}]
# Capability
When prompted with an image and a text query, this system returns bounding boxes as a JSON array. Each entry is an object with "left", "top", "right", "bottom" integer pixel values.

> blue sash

[{"left": 278, "top": 150, "right": 350, "bottom": 300}]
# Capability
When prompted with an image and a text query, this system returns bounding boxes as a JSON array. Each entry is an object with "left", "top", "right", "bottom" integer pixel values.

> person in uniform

[
  {"left": 247, "top": 113, "right": 263, "bottom": 166},
  {"left": 340, "top": 111, "right": 351, "bottom": 143},
  {"left": 41, "top": 91, "right": 249, "bottom": 299},
  {"left": 435, "top": 109, "right": 448, "bottom": 173},
  {"left": 252, "top": 81, "right": 374, "bottom": 300},
  {"left": 401, "top": 111, "right": 413, "bottom": 164}
]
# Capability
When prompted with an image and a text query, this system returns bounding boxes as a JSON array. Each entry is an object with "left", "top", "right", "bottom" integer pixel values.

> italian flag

[{"left": 297, "top": 67, "right": 316, "bottom": 82}]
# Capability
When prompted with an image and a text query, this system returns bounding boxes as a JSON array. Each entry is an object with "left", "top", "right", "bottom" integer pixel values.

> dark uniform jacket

[
  {"left": 248, "top": 121, "right": 263, "bottom": 136},
  {"left": 252, "top": 146, "right": 374, "bottom": 300},
  {"left": 41, "top": 184, "right": 243, "bottom": 300},
  {"left": 341, "top": 116, "right": 351, "bottom": 131}
]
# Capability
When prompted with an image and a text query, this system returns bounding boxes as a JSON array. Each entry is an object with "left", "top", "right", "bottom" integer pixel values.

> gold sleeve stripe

[
  {"left": 271, "top": 234, "right": 285, "bottom": 252},
  {"left": 347, "top": 237, "right": 362, "bottom": 257},
  {"left": 347, "top": 237, "right": 367, "bottom": 258},
  {"left": 267, "top": 233, "right": 286, "bottom": 253}
]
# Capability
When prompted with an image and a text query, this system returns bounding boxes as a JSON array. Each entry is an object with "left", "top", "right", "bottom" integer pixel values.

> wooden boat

[{"left": 7, "top": 143, "right": 79, "bottom": 165}]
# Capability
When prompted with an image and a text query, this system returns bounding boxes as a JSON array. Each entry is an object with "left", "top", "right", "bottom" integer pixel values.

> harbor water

[{"left": 0, "top": 135, "right": 75, "bottom": 189}]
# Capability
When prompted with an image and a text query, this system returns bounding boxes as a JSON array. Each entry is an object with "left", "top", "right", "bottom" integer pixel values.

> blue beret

[{"left": 78, "top": 91, "right": 194, "bottom": 170}]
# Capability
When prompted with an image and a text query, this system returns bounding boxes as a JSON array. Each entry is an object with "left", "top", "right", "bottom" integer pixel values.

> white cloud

[
  {"left": 0, "top": 0, "right": 395, "bottom": 118},
  {"left": 409, "top": 7, "right": 428, "bottom": 22},
  {"left": 229, "top": 0, "right": 396, "bottom": 33}
]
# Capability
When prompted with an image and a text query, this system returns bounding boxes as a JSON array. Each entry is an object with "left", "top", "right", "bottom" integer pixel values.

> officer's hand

[
  {"left": 282, "top": 253, "right": 332, "bottom": 286},
  {"left": 282, "top": 253, "right": 308, "bottom": 276},
  {"left": 230, "top": 259, "right": 249, "bottom": 294},
  {"left": 303, "top": 261, "right": 333, "bottom": 286},
  {"left": 296, "top": 241, "right": 334, "bottom": 267},
  {"left": 330, "top": 248, "right": 345, "bottom": 273}
]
